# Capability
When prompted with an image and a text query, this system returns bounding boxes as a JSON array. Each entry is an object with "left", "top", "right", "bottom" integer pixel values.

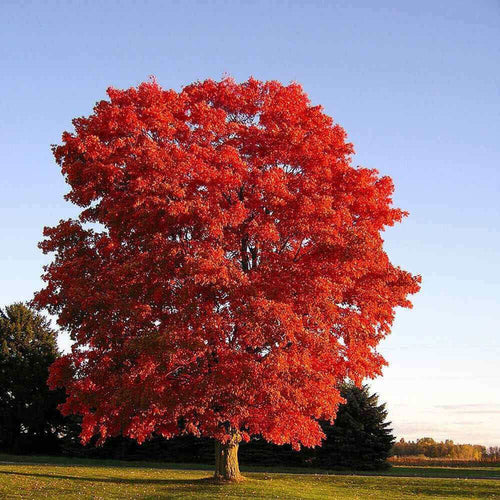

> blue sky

[{"left": 1, "top": 0, "right": 499, "bottom": 446}]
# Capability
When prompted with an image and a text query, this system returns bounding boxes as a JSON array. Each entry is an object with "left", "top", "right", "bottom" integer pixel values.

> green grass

[{"left": 0, "top": 455, "right": 499, "bottom": 499}]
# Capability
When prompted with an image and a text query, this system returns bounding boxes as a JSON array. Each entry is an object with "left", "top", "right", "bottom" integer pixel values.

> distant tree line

[
  {"left": 485, "top": 447, "right": 500, "bottom": 460},
  {"left": 392, "top": 437, "right": 499, "bottom": 461},
  {"left": 0, "top": 303, "right": 395, "bottom": 470}
]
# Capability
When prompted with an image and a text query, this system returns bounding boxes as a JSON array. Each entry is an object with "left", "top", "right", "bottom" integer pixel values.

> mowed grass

[{"left": 0, "top": 456, "right": 499, "bottom": 499}]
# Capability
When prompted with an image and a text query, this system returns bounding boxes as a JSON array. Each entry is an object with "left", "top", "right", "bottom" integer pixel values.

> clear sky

[{"left": 1, "top": 0, "right": 499, "bottom": 446}]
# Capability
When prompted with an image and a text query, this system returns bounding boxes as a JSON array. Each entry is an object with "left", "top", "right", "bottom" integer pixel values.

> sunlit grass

[{"left": 0, "top": 456, "right": 499, "bottom": 499}]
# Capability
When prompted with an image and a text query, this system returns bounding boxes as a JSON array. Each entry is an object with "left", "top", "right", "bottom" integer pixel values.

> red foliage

[{"left": 35, "top": 78, "right": 420, "bottom": 449}]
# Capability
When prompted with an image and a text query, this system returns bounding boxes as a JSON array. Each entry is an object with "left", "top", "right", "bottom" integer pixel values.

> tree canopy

[{"left": 35, "top": 77, "right": 420, "bottom": 478}]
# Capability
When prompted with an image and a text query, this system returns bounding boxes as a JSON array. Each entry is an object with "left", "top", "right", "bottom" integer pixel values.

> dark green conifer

[
  {"left": 315, "top": 383, "right": 395, "bottom": 470},
  {"left": 0, "top": 303, "right": 65, "bottom": 453}
]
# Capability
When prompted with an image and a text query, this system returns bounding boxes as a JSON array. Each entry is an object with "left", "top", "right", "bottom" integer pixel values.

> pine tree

[
  {"left": 0, "top": 303, "right": 66, "bottom": 453},
  {"left": 315, "top": 384, "right": 395, "bottom": 470}
]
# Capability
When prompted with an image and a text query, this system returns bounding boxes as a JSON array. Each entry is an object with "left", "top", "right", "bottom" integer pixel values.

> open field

[
  {"left": 0, "top": 456, "right": 499, "bottom": 499},
  {"left": 389, "top": 457, "right": 500, "bottom": 468}
]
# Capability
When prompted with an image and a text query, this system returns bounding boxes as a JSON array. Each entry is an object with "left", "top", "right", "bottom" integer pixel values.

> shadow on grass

[
  {"left": 0, "top": 455, "right": 213, "bottom": 471},
  {"left": 0, "top": 469, "right": 211, "bottom": 486},
  {"left": 1, "top": 455, "right": 499, "bottom": 480}
]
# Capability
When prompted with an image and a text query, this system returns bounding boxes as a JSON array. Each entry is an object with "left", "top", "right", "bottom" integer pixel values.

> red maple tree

[{"left": 35, "top": 78, "right": 420, "bottom": 481}]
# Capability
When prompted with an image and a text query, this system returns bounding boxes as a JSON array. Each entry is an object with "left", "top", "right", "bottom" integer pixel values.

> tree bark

[{"left": 214, "top": 433, "right": 243, "bottom": 481}]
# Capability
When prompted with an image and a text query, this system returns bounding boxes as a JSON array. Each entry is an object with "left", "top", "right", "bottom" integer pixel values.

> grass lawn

[{"left": 0, "top": 456, "right": 499, "bottom": 499}]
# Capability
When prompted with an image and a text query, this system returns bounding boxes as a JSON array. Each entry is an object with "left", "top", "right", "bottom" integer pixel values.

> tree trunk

[{"left": 214, "top": 433, "right": 243, "bottom": 481}]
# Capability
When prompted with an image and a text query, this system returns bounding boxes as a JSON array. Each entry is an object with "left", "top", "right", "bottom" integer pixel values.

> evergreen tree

[
  {"left": 315, "top": 383, "right": 395, "bottom": 470},
  {"left": 0, "top": 303, "right": 66, "bottom": 453}
]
